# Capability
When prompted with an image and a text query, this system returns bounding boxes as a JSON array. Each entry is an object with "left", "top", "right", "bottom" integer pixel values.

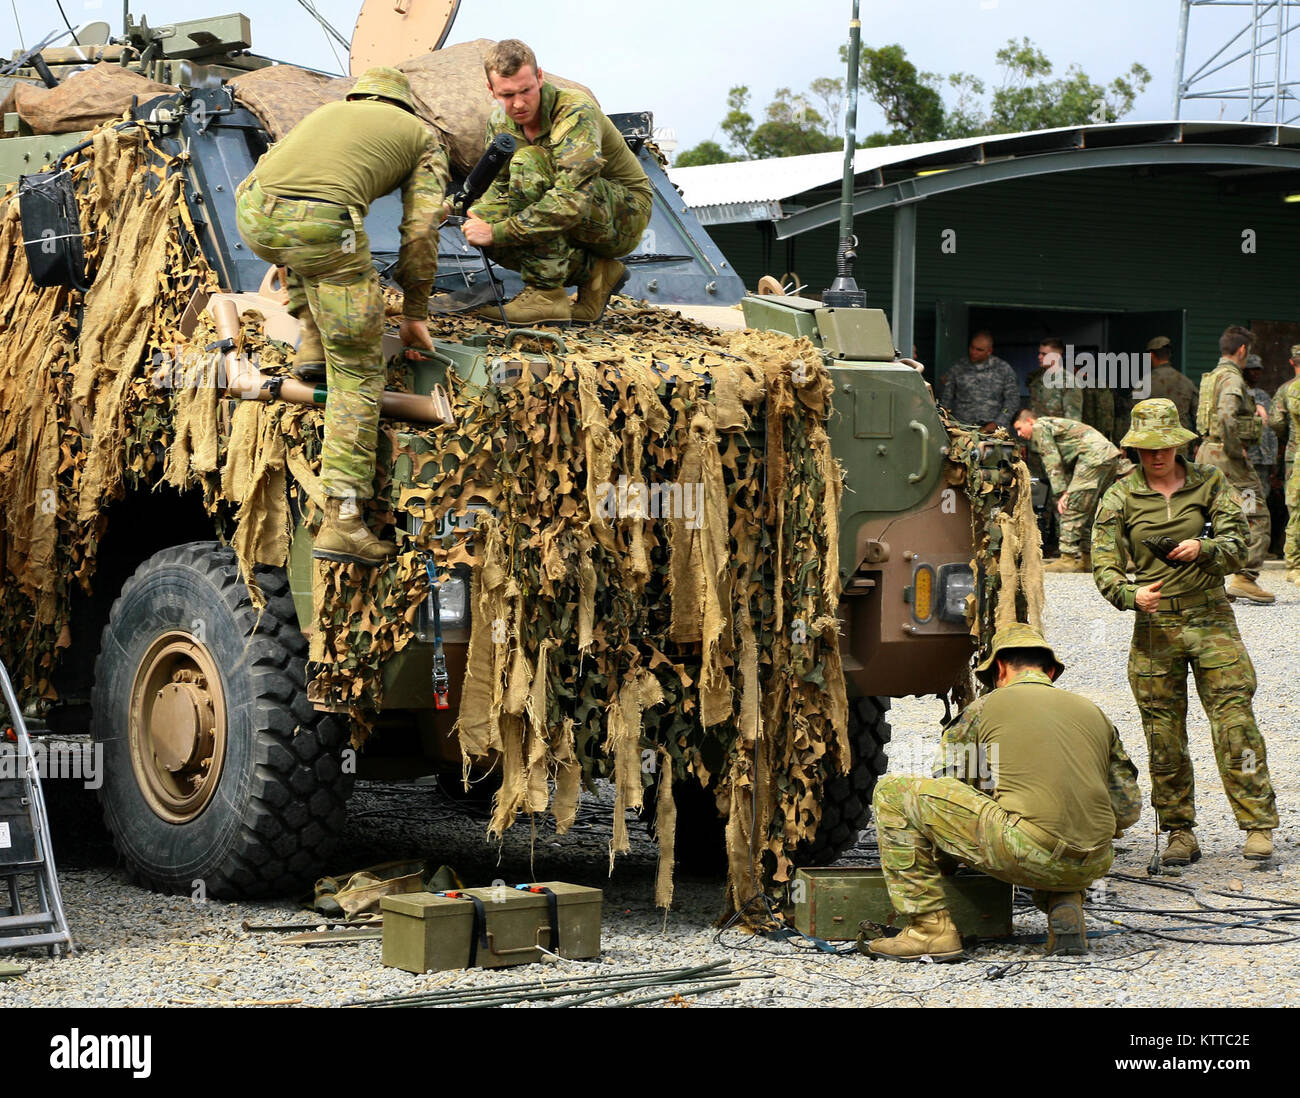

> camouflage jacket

[
  {"left": 1030, "top": 416, "right": 1123, "bottom": 496},
  {"left": 1028, "top": 366, "right": 1083, "bottom": 421},
  {"left": 1083, "top": 386, "right": 1116, "bottom": 444},
  {"left": 1266, "top": 375, "right": 1299, "bottom": 468},
  {"left": 1198, "top": 357, "right": 1261, "bottom": 455},
  {"left": 1142, "top": 363, "right": 1199, "bottom": 433},
  {"left": 1247, "top": 386, "right": 1279, "bottom": 467},
  {"left": 474, "top": 81, "right": 652, "bottom": 247},
  {"left": 939, "top": 355, "right": 1020, "bottom": 429},
  {"left": 1093, "top": 459, "right": 1247, "bottom": 610},
  {"left": 936, "top": 669, "right": 1142, "bottom": 838}
]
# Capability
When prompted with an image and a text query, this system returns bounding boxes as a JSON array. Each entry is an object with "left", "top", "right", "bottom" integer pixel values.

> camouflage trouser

[
  {"left": 476, "top": 145, "right": 651, "bottom": 289},
  {"left": 1196, "top": 443, "right": 1270, "bottom": 578},
  {"left": 1060, "top": 457, "right": 1134, "bottom": 555},
  {"left": 873, "top": 775, "right": 1112, "bottom": 915},
  {"left": 1285, "top": 461, "right": 1300, "bottom": 570},
  {"left": 235, "top": 178, "right": 384, "bottom": 501},
  {"left": 1128, "top": 595, "right": 1278, "bottom": 831}
]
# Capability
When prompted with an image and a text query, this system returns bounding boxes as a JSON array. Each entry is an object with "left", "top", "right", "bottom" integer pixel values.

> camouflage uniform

[
  {"left": 1270, "top": 374, "right": 1300, "bottom": 571},
  {"left": 1143, "top": 364, "right": 1199, "bottom": 434},
  {"left": 1093, "top": 400, "right": 1279, "bottom": 833},
  {"left": 1082, "top": 386, "right": 1116, "bottom": 445},
  {"left": 939, "top": 355, "right": 1020, "bottom": 429},
  {"left": 1195, "top": 357, "right": 1271, "bottom": 579},
  {"left": 1029, "top": 416, "right": 1133, "bottom": 556},
  {"left": 1028, "top": 366, "right": 1083, "bottom": 421},
  {"left": 472, "top": 82, "right": 652, "bottom": 290},
  {"left": 236, "top": 91, "right": 449, "bottom": 500},
  {"left": 874, "top": 626, "right": 1140, "bottom": 916}
]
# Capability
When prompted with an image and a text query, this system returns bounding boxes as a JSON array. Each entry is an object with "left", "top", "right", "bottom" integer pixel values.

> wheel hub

[{"left": 129, "top": 634, "right": 227, "bottom": 823}]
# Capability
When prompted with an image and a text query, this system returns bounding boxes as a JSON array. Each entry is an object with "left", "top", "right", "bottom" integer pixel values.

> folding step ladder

[{"left": 0, "top": 658, "right": 73, "bottom": 957}]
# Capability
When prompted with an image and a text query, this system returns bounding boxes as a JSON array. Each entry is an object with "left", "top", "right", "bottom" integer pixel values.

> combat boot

[
  {"left": 571, "top": 258, "right": 629, "bottom": 323},
  {"left": 1044, "top": 891, "right": 1088, "bottom": 955},
  {"left": 292, "top": 314, "right": 326, "bottom": 382},
  {"left": 1225, "top": 575, "right": 1276, "bottom": 605},
  {"left": 867, "top": 910, "right": 964, "bottom": 963},
  {"left": 313, "top": 499, "right": 397, "bottom": 568},
  {"left": 1285, "top": 569, "right": 1300, "bottom": 585},
  {"left": 1162, "top": 828, "right": 1201, "bottom": 867},
  {"left": 1243, "top": 829, "right": 1274, "bottom": 860},
  {"left": 1044, "top": 554, "right": 1088, "bottom": 573},
  {"left": 477, "top": 286, "right": 571, "bottom": 326}
]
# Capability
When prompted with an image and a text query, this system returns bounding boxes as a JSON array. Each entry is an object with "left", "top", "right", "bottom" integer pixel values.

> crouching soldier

[{"left": 868, "top": 625, "right": 1142, "bottom": 963}]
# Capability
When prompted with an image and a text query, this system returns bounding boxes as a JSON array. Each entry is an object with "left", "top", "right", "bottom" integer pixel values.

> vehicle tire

[
  {"left": 90, "top": 542, "right": 353, "bottom": 898},
  {"left": 793, "top": 695, "right": 892, "bottom": 867}
]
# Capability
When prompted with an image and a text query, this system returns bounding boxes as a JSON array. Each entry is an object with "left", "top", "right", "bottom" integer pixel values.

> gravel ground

[{"left": 3, "top": 566, "right": 1298, "bottom": 1009}]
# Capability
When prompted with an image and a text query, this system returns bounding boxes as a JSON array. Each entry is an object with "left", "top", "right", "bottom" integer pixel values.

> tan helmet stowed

[
  {"left": 346, "top": 67, "right": 418, "bottom": 114},
  {"left": 974, "top": 623, "right": 1066, "bottom": 688},
  {"left": 1121, "top": 398, "right": 1198, "bottom": 450}
]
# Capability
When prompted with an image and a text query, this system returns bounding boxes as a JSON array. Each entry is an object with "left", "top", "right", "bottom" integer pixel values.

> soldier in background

[
  {"left": 1093, "top": 399, "right": 1278, "bottom": 866},
  {"left": 1014, "top": 410, "right": 1133, "bottom": 573},
  {"left": 1243, "top": 355, "right": 1279, "bottom": 555},
  {"left": 1028, "top": 337, "right": 1082, "bottom": 420},
  {"left": 1195, "top": 326, "right": 1274, "bottom": 604},
  {"left": 236, "top": 68, "right": 449, "bottom": 567},
  {"left": 939, "top": 330, "right": 1020, "bottom": 431},
  {"left": 465, "top": 39, "right": 653, "bottom": 326},
  {"left": 1267, "top": 345, "right": 1300, "bottom": 573},
  {"left": 1140, "top": 337, "right": 1198, "bottom": 436},
  {"left": 868, "top": 625, "right": 1140, "bottom": 962},
  {"left": 1269, "top": 349, "right": 1300, "bottom": 583}
]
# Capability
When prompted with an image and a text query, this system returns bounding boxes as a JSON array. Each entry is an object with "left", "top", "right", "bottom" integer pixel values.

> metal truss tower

[{"left": 1174, "top": 0, "right": 1300, "bottom": 123}]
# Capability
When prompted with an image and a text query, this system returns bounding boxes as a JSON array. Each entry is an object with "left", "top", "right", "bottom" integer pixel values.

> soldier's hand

[
  {"left": 1166, "top": 539, "right": 1202, "bottom": 563},
  {"left": 462, "top": 216, "right": 494, "bottom": 247},
  {"left": 1257, "top": 403, "right": 1268, "bottom": 421},
  {"left": 1135, "top": 579, "right": 1164, "bottom": 613},
  {"left": 1056, "top": 492, "right": 1069, "bottom": 515},
  {"left": 399, "top": 318, "right": 434, "bottom": 353}
]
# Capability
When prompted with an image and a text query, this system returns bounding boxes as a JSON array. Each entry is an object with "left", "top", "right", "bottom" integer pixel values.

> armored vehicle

[{"left": 0, "top": 6, "right": 1031, "bottom": 900}]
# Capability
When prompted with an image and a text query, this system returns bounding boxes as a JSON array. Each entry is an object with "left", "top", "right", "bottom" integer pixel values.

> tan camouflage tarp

[{"left": 0, "top": 66, "right": 177, "bottom": 135}]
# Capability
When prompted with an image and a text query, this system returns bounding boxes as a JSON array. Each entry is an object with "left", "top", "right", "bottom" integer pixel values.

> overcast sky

[{"left": 10, "top": 1, "right": 1288, "bottom": 153}]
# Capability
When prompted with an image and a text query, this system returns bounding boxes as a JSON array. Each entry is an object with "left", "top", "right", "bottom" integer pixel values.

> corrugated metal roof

[{"left": 667, "top": 120, "right": 1300, "bottom": 223}]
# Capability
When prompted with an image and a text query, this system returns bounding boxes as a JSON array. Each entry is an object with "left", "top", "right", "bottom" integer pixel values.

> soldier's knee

[{"left": 509, "top": 145, "right": 555, "bottom": 203}]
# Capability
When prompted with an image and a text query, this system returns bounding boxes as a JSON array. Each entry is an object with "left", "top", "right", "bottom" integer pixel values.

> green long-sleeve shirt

[
  {"left": 252, "top": 99, "right": 450, "bottom": 319},
  {"left": 1091, "top": 459, "right": 1247, "bottom": 611},
  {"left": 935, "top": 669, "right": 1142, "bottom": 848},
  {"left": 473, "top": 81, "right": 652, "bottom": 246}
]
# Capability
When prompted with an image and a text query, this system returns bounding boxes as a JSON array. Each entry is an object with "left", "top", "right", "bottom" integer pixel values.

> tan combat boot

[
  {"left": 571, "top": 258, "right": 629, "bottom": 323},
  {"left": 313, "top": 498, "right": 397, "bottom": 567},
  {"left": 1225, "top": 575, "right": 1276, "bottom": 604},
  {"left": 292, "top": 313, "right": 326, "bottom": 382},
  {"left": 1243, "top": 829, "right": 1274, "bottom": 860},
  {"left": 1080, "top": 551, "right": 1092, "bottom": 570},
  {"left": 1044, "top": 891, "right": 1088, "bottom": 955},
  {"left": 478, "top": 286, "right": 571, "bottom": 326},
  {"left": 1044, "top": 554, "right": 1088, "bottom": 574},
  {"left": 1162, "top": 828, "right": 1201, "bottom": 867},
  {"left": 1286, "top": 569, "right": 1300, "bottom": 585},
  {"left": 867, "top": 910, "right": 964, "bottom": 963}
]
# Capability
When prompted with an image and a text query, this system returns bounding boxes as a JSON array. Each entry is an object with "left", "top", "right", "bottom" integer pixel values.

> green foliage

[{"left": 674, "top": 140, "right": 736, "bottom": 167}]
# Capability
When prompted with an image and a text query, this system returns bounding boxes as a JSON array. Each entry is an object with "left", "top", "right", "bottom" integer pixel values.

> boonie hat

[
  {"left": 347, "top": 67, "right": 418, "bottom": 114},
  {"left": 1121, "top": 398, "right": 1198, "bottom": 449},
  {"left": 1145, "top": 336, "right": 1172, "bottom": 351},
  {"left": 974, "top": 623, "right": 1065, "bottom": 688}
]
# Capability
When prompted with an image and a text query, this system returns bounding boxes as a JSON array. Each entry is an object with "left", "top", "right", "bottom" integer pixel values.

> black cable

[{"left": 55, "top": 0, "right": 79, "bottom": 45}]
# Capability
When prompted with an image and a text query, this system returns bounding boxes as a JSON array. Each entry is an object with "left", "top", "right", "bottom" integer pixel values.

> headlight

[
  {"left": 936, "top": 563, "right": 975, "bottom": 624},
  {"left": 435, "top": 576, "right": 470, "bottom": 630}
]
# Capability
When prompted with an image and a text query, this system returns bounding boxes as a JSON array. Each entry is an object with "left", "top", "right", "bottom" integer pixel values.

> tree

[
  {"left": 850, "top": 42, "right": 946, "bottom": 144},
  {"left": 675, "top": 140, "right": 736, "bottom": 167}
]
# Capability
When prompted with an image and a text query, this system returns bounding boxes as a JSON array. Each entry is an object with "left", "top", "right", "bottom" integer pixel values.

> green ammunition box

[
  {"left": 381, "top": 881, "right": 603, "bottom": 974},
  {"left": 789, "top": 867, "right": 1013, "bottom": 941}
]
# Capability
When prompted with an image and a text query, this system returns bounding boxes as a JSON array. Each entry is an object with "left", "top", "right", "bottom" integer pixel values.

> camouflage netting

[{"left": 0, "top": 66, "right": 178, "bottom": 135}]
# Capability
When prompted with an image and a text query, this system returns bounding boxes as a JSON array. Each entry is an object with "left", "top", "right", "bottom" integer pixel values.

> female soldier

[{"left": 1092, "top": 398, "right": 1277, "bottom": 866}]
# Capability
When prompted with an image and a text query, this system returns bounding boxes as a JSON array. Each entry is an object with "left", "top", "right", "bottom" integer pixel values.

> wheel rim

[{"left": 128, "top": 632, "right": 228, "bottom": 823}]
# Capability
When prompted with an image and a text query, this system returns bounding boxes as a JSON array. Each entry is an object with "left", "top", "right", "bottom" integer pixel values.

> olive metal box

[
  {"left": 381, "top": 881, "right": 603, "bottom": 974},
  {"left": 789, "top": 867, "right": 1013, "bottom": 942}
]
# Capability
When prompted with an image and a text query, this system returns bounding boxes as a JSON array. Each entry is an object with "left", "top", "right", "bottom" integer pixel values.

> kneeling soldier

[
  {"left": 1014, "top": 409, "right": 1133, "bottom": 572},
  {"left": 869, "top": 625, "right": 1141, "bottom": 962}
]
